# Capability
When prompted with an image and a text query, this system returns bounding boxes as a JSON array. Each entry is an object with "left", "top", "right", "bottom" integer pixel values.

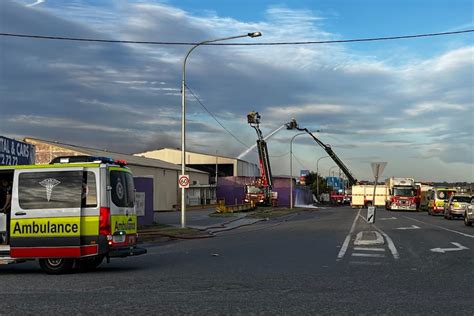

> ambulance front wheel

[{"left": 39, "top": 258, "right": 74, "bottom": 274}]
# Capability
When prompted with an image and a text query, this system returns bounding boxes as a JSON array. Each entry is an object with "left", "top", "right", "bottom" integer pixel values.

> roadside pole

[{"left": 369, "top": 162, "right": 387, "bottom": 223}]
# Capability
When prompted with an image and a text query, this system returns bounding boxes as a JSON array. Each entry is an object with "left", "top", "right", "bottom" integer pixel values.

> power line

[
  {"left": 0, "top": 29, "right": 472, "bottom": 46},
  {"left": 292, "top": 153, "right": 308, "bottom": 170},
  {"left": 185, "top": 84, "right": 250, "bottom": 149}
]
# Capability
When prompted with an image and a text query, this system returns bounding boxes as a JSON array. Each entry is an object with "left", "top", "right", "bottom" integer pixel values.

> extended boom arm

[
  {"left": 247, "top": 111, "right": 273, "bottom": 189},
  {"left": 295, "top": 126, "right": 357, "bottom": 186}
]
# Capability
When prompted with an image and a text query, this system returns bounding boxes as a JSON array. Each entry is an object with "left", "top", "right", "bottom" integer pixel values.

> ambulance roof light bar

[{"left": 50, "top": 155, "right": 119, "bottom": 165}]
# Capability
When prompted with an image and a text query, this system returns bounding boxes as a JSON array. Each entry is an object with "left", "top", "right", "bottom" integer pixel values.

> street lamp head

[{"left": 248, "top": 32, "right": 262, "bottom": 38}]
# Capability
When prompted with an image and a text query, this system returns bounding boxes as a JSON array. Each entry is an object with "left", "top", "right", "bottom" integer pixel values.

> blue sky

[{"left": 1, "top": 0, "right": 473, "bottom": 182}]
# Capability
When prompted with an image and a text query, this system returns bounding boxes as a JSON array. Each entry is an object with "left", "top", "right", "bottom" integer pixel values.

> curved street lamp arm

[
  {"left": 180, "top": 32, "right": 261, "bottom": 228},
  {"left": 182, "top": 33, "right": 261, "bottom": 85}
]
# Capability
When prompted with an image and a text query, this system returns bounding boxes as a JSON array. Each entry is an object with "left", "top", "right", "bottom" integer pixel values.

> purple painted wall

[
  {"left": 134, "top": 177, "right": 154, "bottom": 226},
  {"left": 216, "top": 176, "right": 296, "bottom": 207},
  {"left": 272, "top": 177, "right": 294, "bottom": 207}
]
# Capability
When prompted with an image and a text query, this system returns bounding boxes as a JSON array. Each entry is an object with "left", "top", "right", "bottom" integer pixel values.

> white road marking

[
  {"left": 373, "top": 224, "right": 400, "bottom": 259},
  {"left": 353, "top": 247, "right": 385, "bottom": 252},
  {"left": 430, "top": 242, "right": 469, "bottom": 253},
  {"left": 379, "top": 217, "right": 397, "bottom": 220},
  {"left": 396, "top": 225, "right": 421, "bottom": 230},
  {"left": 349, "top": 261, "right": 382, "bottom": 266},
  {"left": 351, "top": 253, "right": 386, "bottom": 258},
  {"left": 337, "top": 209, "right": 361, "bottom": 260},
  {"left": 402, "top": 216, "right": 474, "bottom": 238}
]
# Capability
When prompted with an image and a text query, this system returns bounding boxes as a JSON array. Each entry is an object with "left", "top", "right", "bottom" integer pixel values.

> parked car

[
  {"left": 444, "top": 194, "right": 471, "bottom": 220},
  {"left": 464, "top": 196, "right": 474, "bottom": 226}
]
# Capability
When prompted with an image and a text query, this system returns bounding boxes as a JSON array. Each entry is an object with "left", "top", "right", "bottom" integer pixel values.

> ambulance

[
  {"left": 0, "top": 156, "right": 146, "bottom": 274},
  {"left": 426, "top": 187, "right": 457, "bottom": 216}
]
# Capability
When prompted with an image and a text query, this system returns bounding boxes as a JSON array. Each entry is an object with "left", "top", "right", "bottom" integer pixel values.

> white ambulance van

[{"left": 0, "top": 156, "right": 146, "bottom": 274}]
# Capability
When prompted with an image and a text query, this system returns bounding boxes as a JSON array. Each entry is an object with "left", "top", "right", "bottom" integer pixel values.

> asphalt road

[{"left": 1, "top": 206, "right": 473, "bottom": 315}]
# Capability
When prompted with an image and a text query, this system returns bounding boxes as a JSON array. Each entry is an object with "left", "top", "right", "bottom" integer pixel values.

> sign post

[
  {"left": 178, "top": 174, "right": 190, "bottom": 228},
  {"left": 369, "top": 162, "right": 387, "bottom": 223}
]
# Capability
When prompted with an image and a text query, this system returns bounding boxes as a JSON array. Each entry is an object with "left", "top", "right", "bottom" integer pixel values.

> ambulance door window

[
  {"left": 18, "top": 171, "right": 83, "bottom": 210},
  {"left": 82, "top": 171, "right": 97, "bottom": 208},
  {"left": 110, "top": 171, "right": 135, "bottom": 208}
]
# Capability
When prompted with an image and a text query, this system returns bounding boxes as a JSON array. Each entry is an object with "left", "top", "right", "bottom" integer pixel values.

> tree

[{"left": 304, "top": 171, "right": 330, "bottom": 196}]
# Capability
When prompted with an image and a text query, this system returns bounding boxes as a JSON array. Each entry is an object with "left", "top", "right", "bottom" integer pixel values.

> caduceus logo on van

[{"left": 39, "top": 178, "right": 61, "bottom": 202}]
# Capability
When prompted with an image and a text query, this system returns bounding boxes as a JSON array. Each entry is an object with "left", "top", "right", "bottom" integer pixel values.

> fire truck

[
  {"left": 244, "top": 112, "right": 277, "bottom": 206},
  {"left": 351, "top": 184, "right": 388, "bottom": 208},
  {"left": 385, "top": 177, "right": 418, "bottom": 211}
]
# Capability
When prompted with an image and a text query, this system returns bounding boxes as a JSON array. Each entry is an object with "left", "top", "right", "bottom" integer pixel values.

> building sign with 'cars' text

[{"left": 0, "top": 136, "right": 35, "bottom": 166}]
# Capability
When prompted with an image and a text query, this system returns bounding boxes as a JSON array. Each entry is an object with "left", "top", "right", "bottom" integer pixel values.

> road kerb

[{"left": 354, "top": 231, "right": 385, "bottom": 246}]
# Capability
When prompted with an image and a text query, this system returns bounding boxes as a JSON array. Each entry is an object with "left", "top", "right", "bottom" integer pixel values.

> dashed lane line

[
  {"left": 351, "top": 253, "right": 386, "bottom": 258},
  {"left": 349, "top": 261, "right": 383, "bottom": 266}
]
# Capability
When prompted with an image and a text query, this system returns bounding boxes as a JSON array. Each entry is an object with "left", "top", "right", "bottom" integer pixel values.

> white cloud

[
  {"left": 8, "top": 115, "right": 132, "bottom": 134},
  {"left": 0, "top": 1, "right": 472, "bottom": 181},
  {"left": 26, "top": 0, "right": 44, "bottom": 7},
  {"left": 355, "top": 126, "right": 440, "bottom": 136},
  {"left": 404, "top": 102, "right": 467, "bottom": 116},
  {"left": 270, "top": 104, "right": 348, "bottom": 117}
]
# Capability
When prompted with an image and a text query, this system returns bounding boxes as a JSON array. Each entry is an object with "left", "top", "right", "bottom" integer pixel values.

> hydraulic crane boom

[
  {"left": 243, "top": 111, "right": 278, "bottom": 206},
  {"left": 247, "top": 111, "right": 273, "bottom": 189},
  {"left": 293, "top": 126, "right": 357, "bottom": 186}
]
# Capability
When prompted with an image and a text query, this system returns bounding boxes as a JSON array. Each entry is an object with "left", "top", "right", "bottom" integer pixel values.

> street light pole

[
  {"left": 289, "top": 132, "right": 307, "bottom": 209},
  {"left": 316, "top": 155, "right": 329, "bottom": 201},
  {"left": 180, "top": 32, "right": 262, "bottom": 228}
]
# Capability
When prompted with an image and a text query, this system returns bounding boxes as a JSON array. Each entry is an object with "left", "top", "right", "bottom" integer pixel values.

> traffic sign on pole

[
  {"left": 178, "top": 175, "right": 190, "bottom": 189},
  {"left": 371, "top": 162, "right": 387, "bottom": 179},
  {"left": 368, "top": 162, "right": 387, "bottom": 224}
]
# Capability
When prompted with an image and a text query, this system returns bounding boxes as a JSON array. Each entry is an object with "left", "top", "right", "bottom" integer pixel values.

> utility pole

[{"left": 215, "top": 150, "right": 218, "bottom": 185}]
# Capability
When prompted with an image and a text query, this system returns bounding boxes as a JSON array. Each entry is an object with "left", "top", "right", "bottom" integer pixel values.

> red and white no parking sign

[{"left": 178, "top": 175, "right": 190, "bottom": 189}]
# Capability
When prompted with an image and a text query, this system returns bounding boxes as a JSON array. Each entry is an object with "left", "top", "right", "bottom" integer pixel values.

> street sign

[
  {"left": 367, "top": 206, "right": 375, "bottom": 223},
  {"left": 368, "top": 162, "right": 387, "bottom": 225},
  {"left": 0, "top": 136, "right": 35, "bottom": 166},
  {"left": 178, "top": 175, "right": 190, "bottom": 189},
  {"left": 371, "top": 162, "right": 387, "bottom": 179}
]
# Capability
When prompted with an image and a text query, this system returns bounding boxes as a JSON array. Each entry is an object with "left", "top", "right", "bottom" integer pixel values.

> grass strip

[{"left": 247, "top": 207, "right": 303, "bottom": 219}]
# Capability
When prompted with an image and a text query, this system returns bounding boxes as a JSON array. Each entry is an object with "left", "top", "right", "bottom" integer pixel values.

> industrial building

[
  {"left": 135, "top": 148, "right": 260, "bottom": 183},
  {"left": 24, "top": 138, "right": 211, "bottom": 211}
]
